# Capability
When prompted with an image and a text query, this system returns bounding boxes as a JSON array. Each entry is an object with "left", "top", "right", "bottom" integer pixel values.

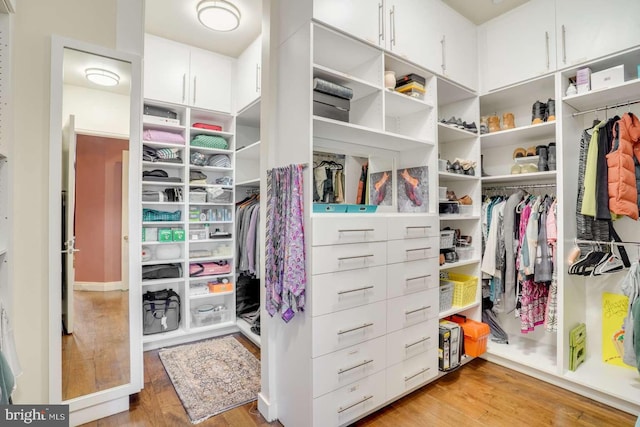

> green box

[
  {"left": 142, "top": 227, "right": 158, "bottom": 242},
  {"left": 189, "top": 207, "right": 201, "bottom": 222},
  {"left": 158, "top": 228, "right": 173, "bottom": 242},
  {"left": 172, "top": 228, "right": 185, "bottom": 242}
]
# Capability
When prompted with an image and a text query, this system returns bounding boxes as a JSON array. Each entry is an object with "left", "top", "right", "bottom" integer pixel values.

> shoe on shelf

[
  {"left": 532, "top": 100, "right": 547, "bottom": 125},
  {"left": 513, "top": 147, "right": 526, "bottom": 159},
  {"left": 546, "top": 98, "right": 556, "bottom": 122},
  {"left": 511, "top": 164, "right": 522, "bottom": 174},
  {"left": 526, "top": 146, "right": 537, "bottom": 157},
  {"left": 446, "top": 190, "right": 458, "bottom": 201},
  {"left": 464, "top": 121, "right": 478, "bottom": 133},
  {"left": 458, "top": 195, "right": 473, "bottom": 205},
  {"left": 480, "top": 116, "right": 489, "bottom": 134},
  {"left": 503, "top": 112, "right": 515, "bottom": 130},
  {"left": 488, "top": 115, "right": 501, "bottom": 132},
  {"left": 547, "top": 142, "right": 556, "bottom": 171},
  {"left": 455, "top": 118, "right": 465, "bottom": 129},
  {"left": 444, "top": 116, "right": 459, "bottom": 127},
  {"left": 536, "top": 145, "right": 548, "bottom": 171}
]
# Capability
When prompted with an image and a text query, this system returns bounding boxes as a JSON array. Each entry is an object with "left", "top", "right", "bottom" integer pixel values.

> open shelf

[
  {"left": 142, "top": 327, "right": 187, "bottom": 344},
  {"left": 438, "top": 171, "right": 479, "bottom": 181},
  {"left": 484, "top": 336, "right": 558, "bottom": 376},
  {"left": 142, "top": 258, "right": 185, "bottom": 266},
  {"left": 439, "top": 301, "right": 481, "bottom": 319},
  {"left": 142, "top": 141, "right": 186, "bottom": 149},
  {"left": 237, "top": 98, "right": 261, "bottom": 128},
  {"left": 236, "top": 140, "right": 260, "bottom": 160},
  {"left": 482, "top": 170, "right": 556, "bottom": 184},
  {"left": 385, "top": 89, "right": 434, "bottom": 116},
  {"left": 141, "top": 277, "right": 185, "bottom": 287},
  {"left": 480, "top": 121, "right": 556, "bottom": 149},
  {"left": 437, "top": 123, "right": 478, "bottom": 143},
  {"left": 142, "top": 221, "right": 185, "bottom": 226},
  {"left": 188, "top": 165, "right": 233, "bottom": 173},
  {"left": 563, "top": 356, "right": 640, "bottom": 404},
  {"left": 313, "top": 64, "right": 380, "bottom": 101},
  {"left": 141, "top": 241, "right": 185, "bottom": 246},
  {"left": 439, "top": 215, "right": 480, "bottom": 221},
  {"left": 439, "top": 259, "right": 480, "bottom": 270},
  {"left": 188, "top": 320, "right": 236, "bottom": 334},
  {"left": 237, "top": 317, "right": 261, "bottom": 348},
  {"left": 190, "top": 290, "right": 235, "bottom": 299},
  {"left": 142, "top": 121, "right": 185, "bottom": 132},
  {"left": 142, "top": 160, "right": 185, "bottom": 169},
  {"left": 141, "top": 181, "right": 184, "bottom": 187},
  {"left": 563, "top": 79, "right": 640, "bottom": 112},
  {"left": 236, "top": 178, "right": 260, "bottom": 187}
]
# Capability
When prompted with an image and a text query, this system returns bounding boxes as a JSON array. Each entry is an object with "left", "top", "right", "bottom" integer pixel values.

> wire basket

[
  {"left": 440, "top": 272, "right": 478, "bottom": 307},
  {"left": 143, "top": 209, "right": 182, "bottom": 222},
  {"left": 440, "top": 230, "right": 455, "bottom": 250},
  {"left": 440, "top": 282, "right": 454, "bottom": 312}
]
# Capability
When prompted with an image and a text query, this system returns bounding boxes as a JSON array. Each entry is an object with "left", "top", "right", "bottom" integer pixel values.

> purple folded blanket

[{"left": 143, "top": 129, "right": 185, "bottom": 144}]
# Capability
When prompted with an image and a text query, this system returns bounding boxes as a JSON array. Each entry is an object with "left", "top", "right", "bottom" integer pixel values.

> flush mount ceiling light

[
  {"left": 197, "top": 0, "right": 241, "bottom": 32},
  {"left": 85, "top": 68, "right": 120, "bottom": 87}
]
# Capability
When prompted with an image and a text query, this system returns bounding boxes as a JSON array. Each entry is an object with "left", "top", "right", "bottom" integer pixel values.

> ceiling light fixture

[
  {"left": 85, "top": 68, "right": 120, "bottom": 87},
  {"left": 197, "top": 0, "right": 241, "bottom": 32}
]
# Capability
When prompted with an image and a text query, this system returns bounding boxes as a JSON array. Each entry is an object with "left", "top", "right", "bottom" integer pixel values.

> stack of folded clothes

[{"left": 312, "top": 77, "right": 353, "bottom": 122}]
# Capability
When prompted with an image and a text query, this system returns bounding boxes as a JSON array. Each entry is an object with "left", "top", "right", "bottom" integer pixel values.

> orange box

[
  {"left": 448, "top": 315, "right": 490, "bottom": 357},
  {"left": 208, "top": 282, "right": 233, "bottom": 293}
]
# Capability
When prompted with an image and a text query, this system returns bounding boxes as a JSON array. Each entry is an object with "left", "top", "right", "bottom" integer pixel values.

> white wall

[
  {"left": 62, "top": 84, "right": 130, "bottom": 136},
  {"left": 11, "top": 0, "right": 121, "bottom": 404}
]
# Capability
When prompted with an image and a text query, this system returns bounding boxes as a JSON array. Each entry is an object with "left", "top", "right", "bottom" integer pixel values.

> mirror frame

[{"left": 48, "top": 35, "right": 142, "bottom": 423}]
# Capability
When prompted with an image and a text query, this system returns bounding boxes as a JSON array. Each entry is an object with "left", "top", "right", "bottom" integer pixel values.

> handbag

[
  {"left": 142, "top": 289, "right": 181, "bottom": 335},
  {"left": 142, "top": 263, "right": 182, "bottom": 281}
]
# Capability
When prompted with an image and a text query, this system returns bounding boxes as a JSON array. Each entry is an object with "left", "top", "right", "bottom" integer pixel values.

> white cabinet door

[
  {"left": 144, "top": 34, "right": 190, "bottom": 105},
  {"left": 236, "top": 34, "right": 262, "bottom": 113},
  {"left": 556, "top": 0, "right": 640, "bottom": 68},
  {"left": 478, "top": 0, "right": 555, "bottom": 93},
  {"left": 385, "top": 0, "right": 440, "bottom": 73},
  {"left": 189, "top": 47, "right": 233, "bottom": 113},
  {"left": 313, "top": 0, "right": 383, "bottom": 46},
  {"left": 438, "top": 3, "right": 478, "bottom": 91}
]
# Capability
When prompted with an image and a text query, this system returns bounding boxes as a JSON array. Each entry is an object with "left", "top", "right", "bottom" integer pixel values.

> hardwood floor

[
  {"left": 85, "top": 334, "right": 638, "bottom": 427},
  {"left": 62, "top": 290, "right": 130, "bottom": 400}
]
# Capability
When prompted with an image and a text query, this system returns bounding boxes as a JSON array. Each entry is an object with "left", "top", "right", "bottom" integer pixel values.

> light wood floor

[
  {"left": 84, "top": 333, "right": 638, "bottom": 427},
  {"left": 62, "top": 290, "right": 130, "bottom": 400}
]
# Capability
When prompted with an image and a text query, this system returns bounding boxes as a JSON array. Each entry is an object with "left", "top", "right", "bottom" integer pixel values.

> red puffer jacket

[{"left": 607, "top": 113, "right": 640, "bottom": 220}]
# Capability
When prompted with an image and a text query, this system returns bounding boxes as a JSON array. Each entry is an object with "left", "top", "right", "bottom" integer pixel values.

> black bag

[
  {"left": 142, "top": 289, "right": 180, "bottom": 335},
  {"left": 144, "top": 104, "right": 178, "bottom": 119},
  {"left": 142, "top": 263, "right": 182, "bottom": 281}
]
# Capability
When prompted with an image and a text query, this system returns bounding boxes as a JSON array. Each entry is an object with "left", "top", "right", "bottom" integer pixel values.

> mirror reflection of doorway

[{"left": 60, "top": 48, "right": 132, "bottom": 401}]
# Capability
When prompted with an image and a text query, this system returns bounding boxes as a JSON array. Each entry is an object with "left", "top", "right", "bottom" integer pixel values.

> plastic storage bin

[
  {"left": 457, "top": 205, "right": 473, "bottom": 215},
  {"left": 439, "top": 282, "right": 454, "bottom": 312},
  {"left": 313, "top": 203, "right": 348, "bottom": 213},
  {"left": 346, "top": 204, "right": 377, "bottom": 213},
  {"left": 447, "top": 315, "right": 490, "bottom": 357},
  {"left": 192, "top": 303, "right": 228, "bottom": 327},
  {"left": 439, "top": 186, "right": 447, "bottom": 201},
  {"left": 440, "top": 272, "right": 478, "bottom": 307},
  {"left": 440, "top": 230, "right": 455, "bottom": 250},
  {"left": 438, "top": 159, "right": 448, "bottom": 172},
  {"left": 456, "top": 245, "right": 473, "bottom": 261}
]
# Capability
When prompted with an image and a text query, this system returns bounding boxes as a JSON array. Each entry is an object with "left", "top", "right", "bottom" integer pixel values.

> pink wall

[{"left": 74, "top": 135, "right": 128, "bottom": 283}]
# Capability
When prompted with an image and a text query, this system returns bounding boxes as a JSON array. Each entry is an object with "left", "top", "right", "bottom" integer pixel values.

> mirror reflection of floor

[{"left": 62, "top": 290, "right": 130, "bottom": 400}]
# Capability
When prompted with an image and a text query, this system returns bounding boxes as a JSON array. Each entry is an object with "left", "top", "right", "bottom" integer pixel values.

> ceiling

[
  {"left": 63, "top": 48, "right": 131, "bottom": 95},
  {"left": 145, "top": 0, "right": 262, "bottom": 58},
  {"left": 442, "top": 0, "right": 530, "bottom": 25}
]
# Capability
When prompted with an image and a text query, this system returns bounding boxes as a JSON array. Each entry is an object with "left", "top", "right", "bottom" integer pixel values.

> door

[
  {"left": 556, "top": 0, "right": 640, "bottom": 68},
  {"left": 62, "top": 115, "right": 78, "bottom": 334},
  {"left": 121, "top": 150, "right": 129, "bottom": 290},
  {"left": 478, "top": 0, "right": 555, "bottom": 92},
  {"left": 236, "top": 34, "right": 262, "bottom": 113},
  {"left": 313, "top": 0, "right": 382, "bottom": 46},
  {"left": 438, "top": 3, "right": 478, "bottom": 91},
  {"left": 190, "top": 47, "right": 232, "bottom": 113},
  {"left": 143, "top": 34, "right": 190, "bottom": 105}
]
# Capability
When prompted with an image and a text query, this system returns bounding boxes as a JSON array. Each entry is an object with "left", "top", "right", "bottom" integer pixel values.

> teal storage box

[
  {"left": 313, "top": 203, "right": 347, "bottom": 213},
  {"left": 346, "top": 204, "right": 377, "bottom": 213}
]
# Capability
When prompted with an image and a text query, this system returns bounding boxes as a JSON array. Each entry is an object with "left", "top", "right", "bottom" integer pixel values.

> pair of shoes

[
  {"left": 503, "top": 112, "right": 515, "bottom": 129},
  {"left": 458, "top": 195, "right": 473, "bottom": 205},
  {"left": 454, "top": 158, "right": 477, "bottom": 176},
  {"left": 444, "top": 250, "right": 458, "bottom": 263},
  {"left": 444, "top": 116, "right": 464, "bottom": 129},
  {"left": 449, "top": 161, "right": 464, "bottom": 175},
  {"left": 532, "top": 99, "right": 555, "bottom": 124},
  {"left": 480, "top": 116, "right": 489, "bottom": 134},
  {"left": 463, "top": 122, "right": 478, "bottom": 133},
  {"left": 511, "top": 163, "right": 539, "bottom": 174},
  {"left": 488, "top": 115, "right": 501, "bottom": 132},
  {"left": 512, "top": 146, "right": 537, "bottom": 159},
  {"left": 446, "top": 190, "right": 457, "bottom": 201}
]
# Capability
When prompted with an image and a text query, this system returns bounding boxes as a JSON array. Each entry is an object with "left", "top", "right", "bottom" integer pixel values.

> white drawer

[
  {"left": 311, "top": 266, "right": 387, "bottom": 317},
  {"left": 312, "top": 242, "right": 387, "bottom": 275},
  {"left": 386, "top": 288, "right": 439, "bottom": 333},
  {"left": 386, "top": 348, "right": 438, "bottom": 401},
  {"left": 313, "top": 301, "right": 387, "bottom": 358},
  {"left": 387, "top": 258, "right": 439, "bottom": 299},
  {"left": 386, "top": 319, "right": 438, "bottom": 366},
  {"left": 387, "top": 215, "right": 438, "bottom": 240},
  {"left": 312, "top": 336, "right": 387, "bottom": 398},
  {"left": 313, "top": 216, "right": 387, "bottom": 246},
  {"left": 313, "top": 370, "right": 386, "bottom": 427},
  {"left": 387, "top": 237, "right": 438, "bottom": 264}
]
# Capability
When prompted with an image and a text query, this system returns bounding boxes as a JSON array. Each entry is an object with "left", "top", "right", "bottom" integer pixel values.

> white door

[
  {"left": 236, "top": 34, "right": 262, "bottom": 113},
  {"left": 62, "top": 116, "right": 78, "bottom": 334},
  {"left": 478, "top": 0, "right": 555, "bottom": 93},
  {"left": 143, "top": 34, "right": 190, "bottom": 105},
  {"left": 556, "top": 0, "right": 640, "bottom": 68},
  {"left": 438, "top": 3, "right": 478, "bottom": 91},
  {"left": 190, "top": 47, "right": 232, "bottom": 113},
  {"left": 121, "top": 150, "right": 129, "bottom": 291},
  {"left": 313, "top": 0, "right": 383, "bottom": 46}
]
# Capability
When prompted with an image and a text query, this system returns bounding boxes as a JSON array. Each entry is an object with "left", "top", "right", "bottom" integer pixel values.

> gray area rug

[{"left": 159, "top": 335, "right": 261, "bottom": 424}]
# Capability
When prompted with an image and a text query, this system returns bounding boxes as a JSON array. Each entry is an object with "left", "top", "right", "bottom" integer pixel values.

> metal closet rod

[
  {"left": 572, "top": 98, "right": 640, "bottom": 117},
  {"left": 575, "top": 238, "right": 640, "bottom": 247},
  {"left": 482, "top": 183, "right": 557, "bottom": 191}
]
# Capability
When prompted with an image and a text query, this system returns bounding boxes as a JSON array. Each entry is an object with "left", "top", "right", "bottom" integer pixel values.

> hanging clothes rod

[
  {"left": 575, "top": 238, "right": 640, "bottom": 247},
  {"left": 482, "top": 183, "right": 557, "bottom": 191},
  {"left": 571, "top": 98, "right": 640, "bottom": 117}
]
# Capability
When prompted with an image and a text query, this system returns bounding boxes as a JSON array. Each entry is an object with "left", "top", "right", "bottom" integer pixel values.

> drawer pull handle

[
  {"left": 404, "top": 367, "right": 430, "bottom": 382},
  {"left": 338, "top": 359, "right": 374, "bottom": 374},
  {"left": 405, "top": 225, "right": 431, "bottom": 229},
  {"left": 405, "top": 336, "right": 430, "bottom": 349},
  {"left": 338, "top": 285, "right": 375, "bottom": 295},
  {"left": 338, "top": 322, "right": 374, "bottom": 335},
  {"left": 406, "top": 274, "right": 431, "bottom": 284},
  {"left": 337, "top": 395, "right": 374, "bottom": 414},
  {"left": 338, "top": 254, "right": 374, "bottom": 261},
  {"left": 406, "top": 247, "right": 431, "bottom": 253},
  {"left": 338, "top": 228, "right": 375, "bottom": 233},
  {"left": 405, "top": 306, "right": 431, "bottom": 316}
]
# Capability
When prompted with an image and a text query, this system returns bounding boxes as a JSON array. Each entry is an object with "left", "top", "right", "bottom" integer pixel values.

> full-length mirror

[{"left": 60, "top": 47, "right": 132, "bottom": 400}]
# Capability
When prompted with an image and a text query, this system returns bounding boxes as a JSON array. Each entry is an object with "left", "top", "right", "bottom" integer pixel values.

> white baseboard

[
  {"left": 258, "top": 392, "right": 277, "bottom": 422},
  {"left": 69, "top": 395, "right": 129, "bottom": 426},
  {"left": 74, "top": 281, "right": 125, "bottom": 291}
]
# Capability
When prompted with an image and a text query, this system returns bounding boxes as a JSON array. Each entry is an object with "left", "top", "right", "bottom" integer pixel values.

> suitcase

[
  {"left": 141, "top": 263, "right": 182, "bottom": 280},
  {"left": 142, "top": 289, "right": 181, "bottom": 335}
]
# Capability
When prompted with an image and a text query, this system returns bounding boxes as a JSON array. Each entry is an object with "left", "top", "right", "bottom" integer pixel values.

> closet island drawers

[
  {"left": 386, "top": 319, "right": 438, "bottom": 366},
  {"left": 312, "top": 335, "right": 387, "bottom": 398},
  {"left": 312, "top": 216, "right": 387, "bottom": 246},
  {"left": 311, "top": 266, "right": 387, "bottom": 317},
  {"left": 386, "top": 288, "right": 439, "bottom": 333},
  {"left": 387, "top": 258, "right": 438, "bottom": 298},
  {"left": 313, "top": 370, "right": 386, "bottom": 427},
  {"left": 386, "top": 347, "right": 438, "bottom": 400},
  {"left": 387, "top": 237, "right": 439, "bottom": 264},
  {"left": 313, "top": 301, "right": 387, "bottom": 357},
  {"left": 387, "top": 215, "right": 439, "bottom": 240},
  {"left": 312, "top": 242, "right": 387, "bottom": 274}
]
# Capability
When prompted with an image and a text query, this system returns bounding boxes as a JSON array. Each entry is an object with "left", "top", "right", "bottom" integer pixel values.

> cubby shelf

[
  {"left": 437, "top": 123, "right": 478, "bottom": 142},
  {"left": 438, "top": 172, "right": 479, "bottom": 181},
  {"left": 563, "top": 78, "right": 640, "bottom": 112},
  {"left": 438, "top": 301, "right": 481, "bottom": 319},
  {"left": 480, "top": 121, "right": 556, "bottom": 149},
  {"left": 482, "top": 170, "right": 556, "bottom": 184},
  {"left": 439, "top": 259, "right": 480, "bottom": 270}
]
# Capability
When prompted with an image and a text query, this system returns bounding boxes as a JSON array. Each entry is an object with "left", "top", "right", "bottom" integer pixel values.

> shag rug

[{"left": 159, "top": 336, "right": 261, "bottom": 424}]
